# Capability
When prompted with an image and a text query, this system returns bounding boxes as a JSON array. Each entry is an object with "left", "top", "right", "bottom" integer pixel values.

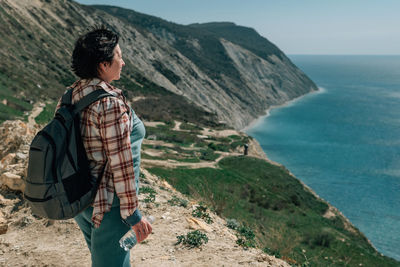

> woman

[{"left": 58, "top": 26, "right": 152, "bottom": 267}]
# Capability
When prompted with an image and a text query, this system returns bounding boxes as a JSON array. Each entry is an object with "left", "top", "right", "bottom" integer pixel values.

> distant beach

[{"left": 242, "top": 86, "right": 324, "bottom": 132}]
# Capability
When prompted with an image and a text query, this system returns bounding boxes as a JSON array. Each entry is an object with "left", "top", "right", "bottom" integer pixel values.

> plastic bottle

[{"left": 119, "top": 215, "right": 155, "bottom": 251}]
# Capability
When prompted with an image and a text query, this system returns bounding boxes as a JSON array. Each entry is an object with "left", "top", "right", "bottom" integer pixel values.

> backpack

[{"left": 24, "top": 88, "right": 112, "bottom": 220}]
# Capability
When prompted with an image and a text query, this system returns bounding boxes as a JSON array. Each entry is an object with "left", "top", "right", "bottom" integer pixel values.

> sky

[{"left": 75, "top": 0, "right": 400, "bottom": 55}]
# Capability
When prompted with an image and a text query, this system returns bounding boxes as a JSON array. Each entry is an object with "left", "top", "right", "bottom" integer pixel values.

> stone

[
  {"left": 15, "top": 153, "right": 27, "bottom": 160},
  {"left": 0, "top": 223, "right": 8, "bottom": 235},
  {"left": 0, "top": 153, "right": 17, "bottom": 166},
  {"left": 0, "top": 211, "right": 7, "bottom": 235},
  {"left": 0, "top": 172, "right": 24, "bottom": 192},
  {"left": 186, "top": 217, "right": 213, "bottom": 233}
]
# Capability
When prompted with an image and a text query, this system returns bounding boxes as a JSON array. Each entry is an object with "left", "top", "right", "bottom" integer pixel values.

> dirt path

[
  {"left": 27, "top": 103, "right": 44, "bottom": 128},
  {"left": 173, "top": 120, "right": 182, "bottom": 131}
]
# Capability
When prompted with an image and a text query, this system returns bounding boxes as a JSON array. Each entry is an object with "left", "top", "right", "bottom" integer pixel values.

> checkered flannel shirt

[{"left": 56, "top": 78, "right": 139, "bottom": 228}]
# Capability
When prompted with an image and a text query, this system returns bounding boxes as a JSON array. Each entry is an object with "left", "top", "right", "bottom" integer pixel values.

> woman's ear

[
  {"left": 98, "top": 62, "right": 108, "bottom": 77},
  {"left": 99, "top": 62, "right": 108, "bottom": 72}
]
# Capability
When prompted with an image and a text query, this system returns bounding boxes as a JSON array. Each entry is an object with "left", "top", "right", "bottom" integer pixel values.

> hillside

[
  {"left": 0, "top": 0, "right": 317, "bottom": 129},
  {"left": 0, "top": 119, "right": 290, "bottom": 267},
  {"left": 0, "top": 118, "right": 398, "bottom": 266},
  {"left": 1, "top": 0, "right": 398, "bottom": 266}
]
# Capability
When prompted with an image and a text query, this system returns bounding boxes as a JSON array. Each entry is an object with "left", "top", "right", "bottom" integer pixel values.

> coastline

[
  {"left": 241, "top": 86, "right": 325, "bottom": 133},
  {"left": 240, "top": 85, "right": 383, "bottom": 257}
]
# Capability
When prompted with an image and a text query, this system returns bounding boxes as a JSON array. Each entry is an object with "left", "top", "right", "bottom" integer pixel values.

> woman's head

[{"left": 72, "top": 26, "right": 124, "bottom": 82}]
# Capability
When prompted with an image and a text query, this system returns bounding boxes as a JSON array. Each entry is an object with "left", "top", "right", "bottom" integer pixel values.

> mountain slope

[
  {"left": 93, "top": 5, "right": 318, "bottom": 129},
  {"left": 0, "top": 0, "right": 317, "bottom": 129}
]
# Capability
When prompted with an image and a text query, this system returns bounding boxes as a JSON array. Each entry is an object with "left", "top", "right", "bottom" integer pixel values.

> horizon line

[{"left": 287, "top": 54, "right": 400, "bottom": 56}]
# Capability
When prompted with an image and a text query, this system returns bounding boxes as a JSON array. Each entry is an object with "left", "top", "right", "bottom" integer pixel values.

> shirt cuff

[{"left": 122, "top": 209, "right": 142, "bottom": 226}]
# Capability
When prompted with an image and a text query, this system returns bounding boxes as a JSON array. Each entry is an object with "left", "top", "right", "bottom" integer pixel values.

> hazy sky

[{"left": 76, "top": 0, "right": 400, "bottom": 55}]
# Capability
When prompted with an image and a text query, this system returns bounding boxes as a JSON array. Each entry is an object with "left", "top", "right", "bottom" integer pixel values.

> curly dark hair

[{"left": 71, "top": 26, "right": 119, "bottom": 79}]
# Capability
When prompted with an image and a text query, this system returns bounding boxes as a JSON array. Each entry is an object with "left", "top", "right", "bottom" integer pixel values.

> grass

[
  {"left": 0, "top": 103, "right": 25, "bottom": 123},
  {"left": 145, "top": 126, "right": 207, "bottom": 147},
  {"left": 35, "top": 102, "right": 57, "bottom": 125},
  {"left": 148, "top": 156, "right": 399, "bottom": 266}
]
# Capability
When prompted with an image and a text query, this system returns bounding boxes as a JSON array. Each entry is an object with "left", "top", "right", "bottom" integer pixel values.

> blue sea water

[{"left": 246, "top": 55, "right": 400, "bottom": 261}]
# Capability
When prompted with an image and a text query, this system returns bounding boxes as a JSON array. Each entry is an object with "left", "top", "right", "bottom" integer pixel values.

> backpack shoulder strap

[
  {"left": 61, "top": 88, "right": 73, "bottom": 106},
  {"left": 71, "top": 89, "right": 113, "bottom": 117}
]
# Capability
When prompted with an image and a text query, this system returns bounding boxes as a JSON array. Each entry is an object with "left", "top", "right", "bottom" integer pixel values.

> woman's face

[{"left": 100, "top": 44, "right": 125, "bottom": 83}]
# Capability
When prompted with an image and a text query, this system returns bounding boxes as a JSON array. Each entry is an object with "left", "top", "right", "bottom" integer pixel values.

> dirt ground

[{"left": 0, "top": 169, "right": 288, "bottom": 267}]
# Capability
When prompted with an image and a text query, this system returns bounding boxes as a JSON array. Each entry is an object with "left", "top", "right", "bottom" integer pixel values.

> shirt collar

[{"left": 73, "top": 78, "right": 123, "bottom": 97}]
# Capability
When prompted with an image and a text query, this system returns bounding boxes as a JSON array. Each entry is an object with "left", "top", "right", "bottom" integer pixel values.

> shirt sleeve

[{"left": 98, "top": 97, "right": 140, "bottom": 223}]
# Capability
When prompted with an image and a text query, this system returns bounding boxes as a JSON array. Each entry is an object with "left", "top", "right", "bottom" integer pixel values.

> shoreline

[
  {"left": 240, "top": 86, "right": 389, "bottom": 259},
  {"left": 241, "top": 86, "right": 325, "bottom": 133}
]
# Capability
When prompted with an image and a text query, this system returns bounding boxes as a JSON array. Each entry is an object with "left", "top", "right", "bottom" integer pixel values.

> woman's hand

[{"left": 131, "top": 217, "right": 153, "bottom": 243}]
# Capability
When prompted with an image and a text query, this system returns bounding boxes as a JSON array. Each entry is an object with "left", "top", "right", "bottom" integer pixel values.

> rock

[
  {"left": 186, "top": 217, "right": 213, "bottom": 233},
  {"left": 0, "top": 172, "right": 25, "bottom": 192},
  {"left": 161, "top": 180, "right": 175, "bottom": 191},
  {"left": 0, "top": 211, "right": 8, "bottom": 235},
  {"left": 0, "top": 153, "right": 17, "bottom": 167},
  {"left": 0, "top": 223, "right": 8, "bottom": 235},
  {"left": 15, "top": 153, "right": 27, "bottom": 160}
]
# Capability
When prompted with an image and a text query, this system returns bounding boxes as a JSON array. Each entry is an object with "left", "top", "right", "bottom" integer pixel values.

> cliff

[{"left": 0, "top": 0, "right": 317, "bottom": 129}]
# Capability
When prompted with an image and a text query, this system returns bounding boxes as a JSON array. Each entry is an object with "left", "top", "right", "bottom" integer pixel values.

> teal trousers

[{"left": 74, "top": 196, "right": 131, "bottom": 267}]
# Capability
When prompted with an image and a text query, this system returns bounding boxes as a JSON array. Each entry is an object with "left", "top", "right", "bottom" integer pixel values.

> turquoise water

[{"left": 246, "top": 55, "right": 400, "bottom": 261}]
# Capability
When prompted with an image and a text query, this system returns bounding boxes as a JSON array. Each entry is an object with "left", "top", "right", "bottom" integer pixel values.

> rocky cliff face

[{"left": 0, "top": 0, "right": 317, "bottom": 129}]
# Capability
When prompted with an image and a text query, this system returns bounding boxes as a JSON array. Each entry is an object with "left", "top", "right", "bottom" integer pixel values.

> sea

[{"left": 246, "top": 55, "right": 400, "bottom": 261}]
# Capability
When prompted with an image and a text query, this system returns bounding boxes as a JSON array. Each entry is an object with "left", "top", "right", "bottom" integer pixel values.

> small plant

[
  {"left": 144, "top": 192, "right": 156, "bottom": 203},
  {"left": 168, "top": 195, "right": 188, "bottom": 207},
  {"left": 302, "top": 231, "right": 335, "bottom": 248},
  {"left": 140, "top": 186, "right": 157, "bottom": 203},
  {"left": 263, "top": 247, "right": 282, "bottom": 258},
  {"left": 140, "top": 186, "right": 157, "bottom": 195},
  {"left": 226, "top": 218, "right": 240, "bottom": 230},
  {"left": 192, "top": 204, "right": 213, "bottom": 224},
  {"left": 199, "top": 148, "right": 219, "bottom": 161},
  {"left": 176, "top": 230, "right": 208, "bottom": 248},
  {"left": 236, "top": 225, "right": 256, "bottom": 249}
]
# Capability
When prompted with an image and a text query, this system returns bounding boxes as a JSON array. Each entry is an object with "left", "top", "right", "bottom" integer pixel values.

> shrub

[
  {"left": 199, "top": 148, "right": 219, "bottom": 161},
  {"left": 168, "top": 195, "right": 189, "bottom": 207},
  {"left": 236, "top": 225, "right": 256, "bottom": 248},
  {"left": 303, "top": 231, "right": 335, "bottom": 248},
  {"left": 176, "top": 230, "right": 208, "bottom": 248},
  {"left": 226, "top": 218, "right": 240, "bottom": 230},
  {"left": 192, "top": 204, "right": 213, "bottom": 224},
  {"left": 263, "top": 247, "right": 282, "bottom": 258}
]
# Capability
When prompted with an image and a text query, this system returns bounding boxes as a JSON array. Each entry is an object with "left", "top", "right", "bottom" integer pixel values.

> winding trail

[{"left": 27, "top": 103, "right": 44, "bottom": 128}]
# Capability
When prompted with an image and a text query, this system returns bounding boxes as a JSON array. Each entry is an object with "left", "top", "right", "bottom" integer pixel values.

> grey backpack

[{"left": 24, "top": 88, "right": 112, "bottom": 219}]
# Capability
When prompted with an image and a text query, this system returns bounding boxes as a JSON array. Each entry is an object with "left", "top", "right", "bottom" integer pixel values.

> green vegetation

[
  {"left": 168, "top": 195, "right": 188, "bottom": 208},
  {"left": 179, "top": 122, "right": 203, "bottom": 132},
  {"left": 139, "top": 186, "right": 157, "bottom": 203},
  {"left": 0, "top": 76, "right": 33, "bottom": 123},
  {"left": 148, "top": 156, "right": 398, "bottom": 266},
  {"left": 236, "top": 225, "right": 256, "bottom": 249},
  {"left": 35, "top": 102, "right": 57, "bottom": 125},
  {"left": 199, "top": 148, "right": 219, "bottom": 161},
  {"left": 0, "top": 103, "right": 25, "bottom": 123},
  {"left": 145, "top": 126, "right": 206, "bottom": 147},
  {"left": 176, "top": 230, "right": 209, "bottom": 248},
  {"left": 192, "top": 204, "right": 213, "bottom": 224}
]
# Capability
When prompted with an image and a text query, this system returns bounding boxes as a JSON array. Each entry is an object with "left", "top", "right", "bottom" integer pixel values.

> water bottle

[{"left": 119, "top": 215, "right": 155, "bottom": 251}]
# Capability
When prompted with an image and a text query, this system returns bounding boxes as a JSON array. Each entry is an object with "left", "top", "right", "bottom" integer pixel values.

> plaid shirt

[{"left": 56, "top": 78, "right": 139, "bottom": 228}]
